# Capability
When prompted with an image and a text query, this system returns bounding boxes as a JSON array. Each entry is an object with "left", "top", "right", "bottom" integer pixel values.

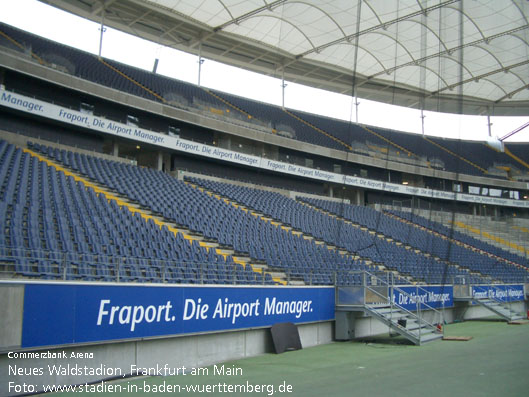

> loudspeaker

[{"left": 270, "top": 322, "right": 302, "bottom": 354}]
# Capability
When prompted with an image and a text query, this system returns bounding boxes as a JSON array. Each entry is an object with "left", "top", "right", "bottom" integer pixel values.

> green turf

[{"left": 52, "top": 320, "right": 529, "bottom": 396}]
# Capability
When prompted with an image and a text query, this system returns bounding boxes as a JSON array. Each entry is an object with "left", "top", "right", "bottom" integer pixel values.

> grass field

[{"left": 52, "top": 320, "right": 529, "bottom": 396}]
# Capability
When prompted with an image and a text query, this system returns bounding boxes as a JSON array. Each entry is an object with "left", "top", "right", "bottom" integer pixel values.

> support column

[
  {"left": 356, "top": 189, "right": 363, "bottom": 206},
  {"left": 281, "top": 67, "right": 287, "bottom": 108},
  {"left": 112, "top": 141, "right": 119, "bottom": 157},
  {"left": 157, "top": 151, "right": 163, "bottom": 171},
  {"left": 98, "top": 8, "right": 105, "bottom": 57},
  {"left": 163, "top": 152, "right": 171, "bottom": 172},
  {"left": 198, "top": 42, "right": 204, "bottom": 86}
]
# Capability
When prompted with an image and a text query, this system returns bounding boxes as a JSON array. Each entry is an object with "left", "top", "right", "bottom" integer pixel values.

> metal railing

[
  {"left": 452, "top": 274, "right": 527, "bottom": 298},
  {"left": 367, "top": 271, "right": 445, "bottom": 330},
  {"left": 0, "top": 247, "right": 276, "bottom": 285},
  {"left": 336, "top": 270, "right": 445, "bottom": 343},
  {"left": 472, "top": 284, "right": 517, "bottom": 306}
]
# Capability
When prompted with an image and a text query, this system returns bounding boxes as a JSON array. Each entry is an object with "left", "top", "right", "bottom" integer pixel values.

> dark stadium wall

[
  {"left": 0, "top": 67, "right": 463, "bottom": 201},
  {"left": 0, "top": 109, "right": 105, "bottom": 152}
]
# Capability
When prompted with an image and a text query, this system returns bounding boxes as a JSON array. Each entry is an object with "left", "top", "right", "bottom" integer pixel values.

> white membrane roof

[{"left": 40, "top": 0, "right": 529, "bottom": 116}]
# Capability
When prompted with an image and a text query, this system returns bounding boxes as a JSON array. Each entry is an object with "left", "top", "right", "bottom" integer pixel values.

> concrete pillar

[
  {"left": 112, "top": 141, "right": 119, "bottom": 157},
  {"left": 163, "top": 153, "right": 171, "bottom": 172},
  {"left": 219, "top": 135, "right": 231, "bottom": 150},
  {"left": 356, "top": 190, "right": 363, "bottom": 206},
  {"left": 157, "top": 151, "right": 163, "bottom": 171}
]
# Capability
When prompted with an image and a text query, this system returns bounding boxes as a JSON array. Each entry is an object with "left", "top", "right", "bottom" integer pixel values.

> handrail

[
  {"left": 0, "top": 246, "right": 275, "bottom": 285},
  {"left": 365, "top": 283, "right": 437, "bottom": 332},
  {"left": 472, "top": 283, "right": 514, "bottom": 306},
  {"left": 363, "top": 270, "right": 444, "bottom": 316},
  {"left": 361, "top": 270, "right": 444, "bottom": 337}
]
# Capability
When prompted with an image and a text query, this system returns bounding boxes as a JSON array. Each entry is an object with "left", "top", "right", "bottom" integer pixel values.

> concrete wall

[
  {"left": 0, "top": 284, "right": 24, "bottom": 350},
  {"left": 0, "top": 278, "right": 525, "bottom": 395}
]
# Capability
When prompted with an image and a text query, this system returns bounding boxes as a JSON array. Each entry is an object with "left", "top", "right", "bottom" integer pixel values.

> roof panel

[{"left": 38, "top": 0, "right": 529, "bottom": 116}]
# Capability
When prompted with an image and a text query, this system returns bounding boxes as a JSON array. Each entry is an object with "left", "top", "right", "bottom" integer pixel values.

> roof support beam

[
  {"left": 496, "top": 84, "right": 529, "bottom": 104},
  {"left": 213, "top": 0, "right": 288, "bottom": 32},
  {"left": 91, "top": 0, "right": 118, "bottom": 16},
  {"left": 432, "top": 59, "right": 529, "bottom": 95},
  {"left": 370, "top": 24, "right": 529, "bottom": 80},
  {"left": 295, "top": 0, "right": 460, "bottom": 59}
]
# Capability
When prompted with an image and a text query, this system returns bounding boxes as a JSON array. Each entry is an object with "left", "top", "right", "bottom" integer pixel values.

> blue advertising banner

[
  {"left": 21, "top": 284, "right": 334, "bottom": 348},
  {"left": 391, "top": 285, "right": 453, "bottom": 312},
  {"left": 471, "top": 284, "right": 525, "bottom": 302}
]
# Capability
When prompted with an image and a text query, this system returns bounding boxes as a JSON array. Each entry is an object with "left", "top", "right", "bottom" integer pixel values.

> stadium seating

[
  {"left": 184, "top": 177, "right": 497, "bottom": 285},
  {"left": 299, "top": 197, "right": 528, "bottom": 283},
  {"left": 26, "top": 141, "right": 362, "bottom": 285},
  {"left": 0, "top": 139, "right": 277, "bottom": 284},
  {"left": 1, "top": 138, "right": 528, "bottom": 286},
  {"left": 2, "top": 19, "right": 529, "bottom": 286},
  {"left": 388, "top": 210, "right": 529, "bottom": 271},
  {"left": 2, "top": 21, "right": 527, "bottom": 179},
  {"left": 26, "top": 142, "right": 408, "bottom": 285}
]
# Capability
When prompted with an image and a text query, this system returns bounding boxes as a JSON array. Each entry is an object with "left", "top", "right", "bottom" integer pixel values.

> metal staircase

[
  {"left": 336, "top": 271, "right": 444, "bottom": 345},
  {"left": 364, "top": 304, "right": 443, "bottom": 345},
  {"left": 471, "top": 297, "right": 525, "bottom": 322},
  {"left": 453, "top": 280, "right": 527, "bottom": 322},
  {"left": 469, "top": 284, "right": 526, "bottom": 322}
]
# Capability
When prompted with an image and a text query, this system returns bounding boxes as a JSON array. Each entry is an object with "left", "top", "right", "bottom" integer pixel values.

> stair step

[
  {"left": 269, "top": 271, "right": 287, "bottom": 279},
  {"left": 417, "top": 332, "right": 444, "bottom": 344},
  {"left": 233, "top": 256, "right": 251, "bottom": 263},
  {"left": 403, "top": 321, "right": 422, "bottom": 331},
  {"left": 409, "top": 326, "right": 436, "bottom": 335},
  {"left": 216, "top": 248, "right": 235, "bottom": 255},
  {"left": 374, "top": 307, "right": 396, "bottom": 314},
  {"left": 289, "top": 280, "right": 306, "bottom": 286},
  {"left": 381, "top": 312, "right": 409, "bottom": 320},
  {"left": 251, "top": 264, "right": 268, "bottom": 272},
  {"left": 479, "top": 299, "right": 495, "bottom": 304},
  {"left": 375, "top": 308, "right": 407, "bottom": 316}
]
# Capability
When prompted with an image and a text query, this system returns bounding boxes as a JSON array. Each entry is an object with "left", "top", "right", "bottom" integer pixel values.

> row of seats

[
  {"left": 184, "top": 177, "right": 485, "bottom": 285},
  {"left": 301, "top": 197, "right": 528, "bottom": 283},
  {"left": 28, "top": 142, "right": 398, "bottom": 285},
  {"left": 387, "top": 209, "right": 529, "bottom": 269},
  {"left": 4, "top": 139, "right": 528, "bottom": 286},
  {"left": 1, "top": 140, "right": 275, "bottom": 285}
]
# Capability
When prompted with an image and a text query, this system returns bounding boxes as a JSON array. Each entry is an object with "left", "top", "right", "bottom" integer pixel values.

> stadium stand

[
  {"left": 300, "top": 197, "right": 529, "bottom": 284},
  {"left": 0, "top": 139, "right": 278, "bottom": 285},
  {"left": 1, "top": 134, "right": 528, "bottom": 286},
  {"left": 2, "top": 21, "right": 528, "bottom": 181},
  {"left": 26, "top": 142, "right": 371, "bottom": 285},
  {"left": 0, "top": 20, "right": 528, "bottom": 288},
  {"left": 183, "top": 177, "right": 529, "bottom": 285}
]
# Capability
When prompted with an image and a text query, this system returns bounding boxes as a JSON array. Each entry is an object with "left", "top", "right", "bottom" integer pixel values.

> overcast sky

[{"left": 1, "top": 0, "right": 528, "bottom": 142}]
